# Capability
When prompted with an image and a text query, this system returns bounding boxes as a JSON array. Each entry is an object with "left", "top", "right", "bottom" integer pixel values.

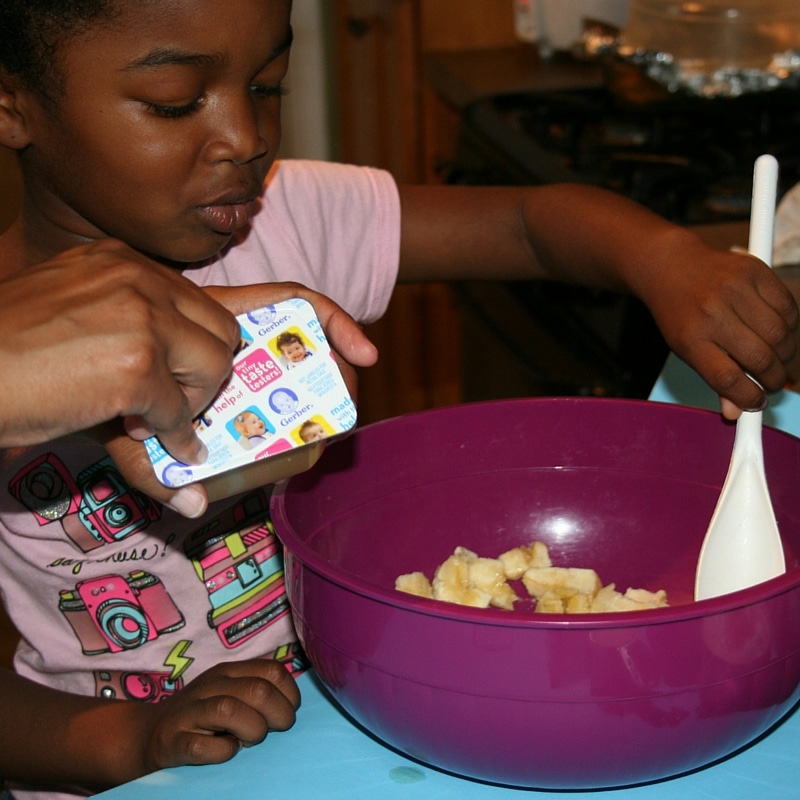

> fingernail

[
  {"left": 166, "top": 486, "right": 207, "bottom": 518},
  {"left": 745, "top": 395, "right": 769, "bottom": 413}
]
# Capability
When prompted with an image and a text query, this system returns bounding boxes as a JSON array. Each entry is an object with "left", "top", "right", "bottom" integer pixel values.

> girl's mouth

[{"left": 197, "top": 200, "right": 257, "bottom": 234}]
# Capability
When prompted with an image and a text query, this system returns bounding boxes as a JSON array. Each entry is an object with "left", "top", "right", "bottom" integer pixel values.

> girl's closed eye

[
  {"left": 143, "top": 96, "right": 205, "bottom": 119},
  {"left": 142, "top": 85, "right": 285, "bottom": 118},
  {"left": 250, "top": 82, "right": 288, "bottom": 100}
]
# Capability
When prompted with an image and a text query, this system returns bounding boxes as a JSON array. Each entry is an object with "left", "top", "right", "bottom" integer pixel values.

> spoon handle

[{"left": 749, "top": 154, "right": 778, "bottom": 268}]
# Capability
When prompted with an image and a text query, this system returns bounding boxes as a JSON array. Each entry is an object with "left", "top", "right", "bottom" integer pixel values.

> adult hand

[{"left": 0, "top": 239, "right": 240, "bottom": 461}]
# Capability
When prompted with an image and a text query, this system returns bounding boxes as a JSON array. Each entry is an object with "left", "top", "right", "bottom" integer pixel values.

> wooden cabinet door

[{"left": 331, "top": 1, "right": 516, "bottom": 424}]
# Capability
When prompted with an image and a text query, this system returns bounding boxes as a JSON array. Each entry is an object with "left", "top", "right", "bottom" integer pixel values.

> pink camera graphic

[
  {"left": 10, "top": 454, "right": 161, "bottom": 552},
  {"left": 72, "top": 458, "right": 161, "bottom": 549},
  {"left": 185, "top": 491, "right": 288, "bottom": 649},
  {"left": 59, "top": 570, "right": 185, "bottom": 655},
  {"left": 95, "top": 669, "right": 184, "bottom": 702},
  {"left": 9, "top": 452, "right": 80, "bottom": 525}
]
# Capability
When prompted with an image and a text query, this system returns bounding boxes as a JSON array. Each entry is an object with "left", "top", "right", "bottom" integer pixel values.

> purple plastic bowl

[{"left": 270, "top": 398, "right": 800, "bottom": 789}]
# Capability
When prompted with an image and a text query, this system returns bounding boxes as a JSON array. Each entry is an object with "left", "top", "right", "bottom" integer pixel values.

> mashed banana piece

[
  {"left": 394, "top": 571, "right": 433, "bottom": 599},
  {"left": 395, "top": 547, "right": 517, "bottom": 609},
  {"left": 498, "top": 540, "right": 552, "bottom": 578},
  {"left": 395, "top": 541, "right": 668, "bottom": 614}
]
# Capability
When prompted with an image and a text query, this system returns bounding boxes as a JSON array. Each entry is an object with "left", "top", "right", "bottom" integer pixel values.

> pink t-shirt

[{"left": 0, "top": 160, "right": 400, "bottom": 800}]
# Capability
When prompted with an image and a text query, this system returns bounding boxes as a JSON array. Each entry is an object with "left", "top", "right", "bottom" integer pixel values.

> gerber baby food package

[{"left": 145, "top": 299, "right": 357, "bottom": 500}]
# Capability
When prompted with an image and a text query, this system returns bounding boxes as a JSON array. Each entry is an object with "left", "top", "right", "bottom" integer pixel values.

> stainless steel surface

[{"left": 613, "top": 0, "right": 800, "bottom": 96}]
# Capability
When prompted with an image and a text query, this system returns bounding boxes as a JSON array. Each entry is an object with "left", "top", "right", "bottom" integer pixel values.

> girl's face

[{"left": 17, "top": 0, "right": 292, "bottom": 264}]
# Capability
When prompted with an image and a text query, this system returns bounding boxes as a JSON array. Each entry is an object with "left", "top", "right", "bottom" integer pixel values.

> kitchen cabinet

[{"left": 331, "top": 0, "right": 520, "bottom": 424}]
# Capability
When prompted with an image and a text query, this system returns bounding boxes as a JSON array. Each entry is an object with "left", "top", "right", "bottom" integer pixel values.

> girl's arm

[
  {"left": 0, "top": 659, "right": 299, "bottom": 789},
  {"left": 397, "top": 183, "right": 798, "bottom": 416}
]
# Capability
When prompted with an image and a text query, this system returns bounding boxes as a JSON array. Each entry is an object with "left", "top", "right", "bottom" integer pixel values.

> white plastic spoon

[{"left": 694, "top": 154, "right": 787, "bottom": 602}]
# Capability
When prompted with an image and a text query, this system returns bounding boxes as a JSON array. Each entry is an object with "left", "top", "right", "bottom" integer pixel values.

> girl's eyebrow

[
  {"left": 122, "top": 26, "right": 294, "bottom": 71},
  {"left": 122, "top": 50, "right": 223, "bottom": 70}
]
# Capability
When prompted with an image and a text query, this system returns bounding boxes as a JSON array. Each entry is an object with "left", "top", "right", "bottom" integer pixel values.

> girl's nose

[{"left": 204, "top": 94, "right": 271, "bottom": 165}]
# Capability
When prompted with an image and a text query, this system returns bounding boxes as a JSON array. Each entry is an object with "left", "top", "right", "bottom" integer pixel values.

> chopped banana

[
  {"left": 467, "top": 555, "right": 518, "bottom": 610},
  {"left": 565, "top": 591, "right": 593, "bottom": 614},
  {"left": 431, "top": 549, "right": 493, "bottom": 608},
  {"left": 536, "top": 590, "right": 566, "bottom": 614},
  {"left": 498, "top": 540, "right": 552, "bottom": 579},
  {"left": 522, "top": 566, "right": 602, "bottom": 601},
  {"left": 395, "top": 571, "right": 433, "bottom": 599},
  {"left": 396, "top": 540, "right": 669, "bottom": 615},
  {"left": 624, "top": 587, "right": 669, "bottom": 608},
  {"left": 589, "top": 584, "right": 669, "bottom": 613}
]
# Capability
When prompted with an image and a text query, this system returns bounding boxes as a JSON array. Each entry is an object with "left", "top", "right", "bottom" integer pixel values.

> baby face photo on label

[
  {"left": 160, "top": 461, "right": 196, "bottom": 488},
  {"left": 296, "top": 417, "right": 332, "bottom": 444},
  {"left": 273, "top": 328, "right": 314, "bottom": 369},
  {"left": 246, "top": 306, "right": 277, "bottom": 326},
  {"left": 227, "top": 407, "right": 276, "bottom": 451}
]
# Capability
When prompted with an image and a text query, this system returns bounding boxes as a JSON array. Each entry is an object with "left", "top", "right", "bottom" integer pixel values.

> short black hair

[{"left": 0, "top": 0, "right": 118, "bottom": 98}]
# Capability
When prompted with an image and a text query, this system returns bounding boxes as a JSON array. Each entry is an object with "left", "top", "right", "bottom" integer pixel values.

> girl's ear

[{"left": 0, "top": 71, "right": 33, "bottom": 150}]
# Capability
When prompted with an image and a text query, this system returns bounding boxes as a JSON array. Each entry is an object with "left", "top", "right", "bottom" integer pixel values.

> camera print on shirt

[
  {"left": 8, "top": 454, "right": 306, "bottom": 698},
  {"left": 9, "top": 452, "right": 161, "bottom": 552},
  {"left": 184, "top": 490, "right": 300, "bottom": 656},
  {"left": 58, "top": 569, "right": 186, "bottom": 655},
  {"left": 95, "top": 667, "right": 184, "bottom": 702}
]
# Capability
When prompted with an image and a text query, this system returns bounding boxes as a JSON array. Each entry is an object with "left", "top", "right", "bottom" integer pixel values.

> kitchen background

[{"left": 3, "top": 0, "right": 800, "bottom": 658}]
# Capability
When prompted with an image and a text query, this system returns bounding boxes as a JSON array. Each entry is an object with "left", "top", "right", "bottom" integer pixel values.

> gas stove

[
  {"left": 446, "top": 66, "right": 800, "bottom": 401},
  {"left": 456, "top": 70, "right": 800, "bottom": 224}
]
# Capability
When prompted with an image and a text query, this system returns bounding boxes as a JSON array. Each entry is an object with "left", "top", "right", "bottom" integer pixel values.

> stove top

[{"left": 456, "top": 71, "right": 800, "bottom": 225}]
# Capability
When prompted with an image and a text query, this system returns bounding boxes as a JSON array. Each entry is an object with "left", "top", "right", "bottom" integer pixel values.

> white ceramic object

[{"left": 694, "top": 154, "right": 787, "bottom": 601}]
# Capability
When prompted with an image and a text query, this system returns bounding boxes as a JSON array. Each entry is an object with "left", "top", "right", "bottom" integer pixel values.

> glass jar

[{"left": 622, "top": 0, "right": 800, "bottom": 71}]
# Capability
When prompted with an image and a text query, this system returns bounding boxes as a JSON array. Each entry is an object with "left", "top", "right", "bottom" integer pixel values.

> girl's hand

[
  {"left": 128, "top": 659, "right": 300, "bottom": 779},
  {"left": 634, "top": 233, "right": 798, "bottom": 418},
  {"left": 397, "top": 183, "right": 799, "bottom": 418},
  {"left": 0, "top": 660, "right": 299, "bottom": 788}
]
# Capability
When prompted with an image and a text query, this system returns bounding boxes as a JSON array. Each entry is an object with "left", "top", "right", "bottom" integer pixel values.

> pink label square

[
  {"left": 234, "top": 348, "right": 283, "bottom": 392},
  {"left": 255, "top": 439, "right": 294, "bottom": 459}
]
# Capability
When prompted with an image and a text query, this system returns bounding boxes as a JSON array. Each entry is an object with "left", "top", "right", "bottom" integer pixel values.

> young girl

[{"left": 0, "top": 1, "right": 796, "bottom": 798}]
